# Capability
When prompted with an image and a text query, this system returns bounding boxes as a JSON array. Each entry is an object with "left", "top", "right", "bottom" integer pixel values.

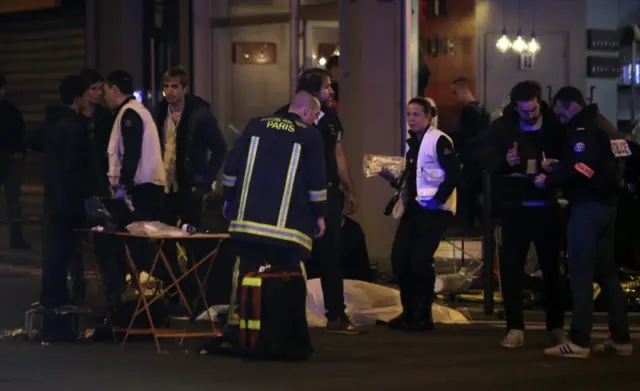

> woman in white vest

[{"left": 379, "top": 97, "right": 460, "bottom": 331}]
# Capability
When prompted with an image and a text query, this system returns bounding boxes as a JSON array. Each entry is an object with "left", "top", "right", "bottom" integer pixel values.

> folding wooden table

[{"left": 84, "top": 230, "right": 229, "bottom": 353}]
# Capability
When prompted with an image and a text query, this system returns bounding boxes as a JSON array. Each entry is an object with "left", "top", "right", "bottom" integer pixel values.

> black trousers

[
  {"left": 308, "top": 187, "right": 346, "bottom": 321},
  {"left": 0, "top": 156, "right": 26, "bottom": 243},
  {"left": 456, "top": 167, "right": 483, "bottom": 229},
  {"left": 97, "top": 184, "right": 166, "bottom": 305},
  {"left": 500, "top": 205, "right": 564, "bottom": 331},
  {"left": 40, "top": 218, "right": 83, "bottom": 308},
  {"left": 158, "top": 190, "right": 206, "bottom": 302},
  {"left": 567, "top": 202, "right": 630, "bottom": 347},
  {"left": 391, "top": 200, "right": 452, "bottom": 321}
]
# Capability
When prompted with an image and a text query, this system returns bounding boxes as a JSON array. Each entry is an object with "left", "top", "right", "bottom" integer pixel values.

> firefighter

[
  {"left": 537, "top": 86, "right": 632, "bottom": 358},
  {"left": 218, "top": 91, "right": 327, "bottom": 346}
]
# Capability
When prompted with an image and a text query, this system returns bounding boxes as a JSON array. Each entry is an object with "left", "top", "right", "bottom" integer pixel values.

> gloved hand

[
  {"left": 418, "top": 198, "right": 442, "bottom": 210},
  {"left": 533, "top": 173, "right": 547, "bottom": 189},
  {"left": 378, "top": 167, "right": 396, "bottom": 183},
  {"left": 114, "top": 187, "right": 127, "bottom": 200},
  {"left": 222, "top": 201, "right": 231, "bottom": 220}
]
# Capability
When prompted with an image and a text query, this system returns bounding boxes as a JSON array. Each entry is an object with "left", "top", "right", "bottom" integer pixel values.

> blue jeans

[{"left": 567, "top": 202, "right": 630, "bottom": 347}]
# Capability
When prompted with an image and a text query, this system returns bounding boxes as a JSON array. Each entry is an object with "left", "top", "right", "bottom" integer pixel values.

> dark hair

[
  {"left": 326, "top": 55, "right": 339, "bottom": 71},
  {"left": 106, "top": 70, "right": 134, "bottom": 95},
  {"left": 553, "top": 86, "right": 587, "bottom": 107},
  {"left": 452, "top": 76, "right": 472, "bottom": 89},
  {"left": 296, "top": 68, "right": 330, "bottom": 95},
  {"left": 408, "top": 97, "right": 437, "bottom": 117},
  {"left": 509, "top": 80, "right": 542, "bottom": 104},
  {"left": 0, "top": 74, "right": 6, "bottom": 88},
  {"left": 59, "top": 75, "right": 90, "bottom": 105},
  {"left": 80, "top": 68, "right": 105, "bottom": 84},
  {"left": 163, "top": 66, "right": 190, "bottom": 87}
]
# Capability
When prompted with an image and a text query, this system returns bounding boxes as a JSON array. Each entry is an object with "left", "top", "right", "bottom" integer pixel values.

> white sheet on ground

[{"left": 197, "top": 279, "right": 470, "bottom": 326}]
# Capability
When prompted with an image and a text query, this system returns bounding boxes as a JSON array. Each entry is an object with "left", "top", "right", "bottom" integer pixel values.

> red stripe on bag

[{"left": 574, "top": 162, "right": 594, "bottom": 178}]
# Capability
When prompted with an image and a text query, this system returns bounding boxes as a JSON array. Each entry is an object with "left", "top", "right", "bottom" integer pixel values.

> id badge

[{"left": 526, "top": 159, "right": 537, "bottom": 175}]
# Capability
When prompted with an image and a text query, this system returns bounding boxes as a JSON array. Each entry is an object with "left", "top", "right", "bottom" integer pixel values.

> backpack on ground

[{"left": 238, "top": 271, "right": 312, "bottom": 361}]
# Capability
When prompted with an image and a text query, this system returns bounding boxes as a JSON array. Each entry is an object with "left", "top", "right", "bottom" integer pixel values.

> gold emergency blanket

[{"left": 363, "top": 154, "right": 406, "bottom": 179}]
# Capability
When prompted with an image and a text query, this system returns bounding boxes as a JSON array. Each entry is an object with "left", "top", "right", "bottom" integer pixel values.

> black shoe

[
  {"left": 388, "top": 313, "right": 412, "bottom": 330},
  {"left": 197, "top": 333, "right": 239, "bottom": 356},
  {"left": 326, "top": 318, "right": 363, "bottom": 335},
  {"left": 401, "top": 320, "right": 435, "bottom": 332}
]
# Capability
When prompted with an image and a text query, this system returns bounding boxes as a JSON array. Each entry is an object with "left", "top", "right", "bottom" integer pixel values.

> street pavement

[{"left": 0, "top": 194, "right": 639, "bottom": 390}]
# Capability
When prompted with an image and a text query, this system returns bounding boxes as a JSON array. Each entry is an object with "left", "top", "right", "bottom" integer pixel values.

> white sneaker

[
  {"left": 544, "top": 342, "right": 590, "bottom": 359},
  {"left": 549, "top": 328, "right": 569, "bottom": 345},
  {"left": 501, "top": 329, "right": 524, "bottom": 348},
  {"left": 593, "top": 339, "right": 633, "bottom": 356}
]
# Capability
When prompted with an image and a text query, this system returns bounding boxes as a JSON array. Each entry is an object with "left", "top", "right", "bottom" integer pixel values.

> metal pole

[
  {"left": 150, "top": 38, "right": 157, "bottom": 107},
  {"left": 400, "top": 0, "right": 408, "bottom": 152},
  {"left": 290, "top": 0, "right": 299, "bottom": 98},
  {"left": 301, "top": 20, "right": 308, "bottom": 70},
  {"left": 630, "top": 40, "right": 637, "bottom": 139},
  {"left": 482, "top": 171, "right": 494, "bottom": 315}
]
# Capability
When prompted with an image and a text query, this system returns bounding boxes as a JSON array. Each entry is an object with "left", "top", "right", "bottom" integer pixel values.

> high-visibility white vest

[
  {"left": 415, "top": 126, "right": 457, "bottom": 214},
  {"left": 107, "top": 99, "right": 166, "bottom": 188}
]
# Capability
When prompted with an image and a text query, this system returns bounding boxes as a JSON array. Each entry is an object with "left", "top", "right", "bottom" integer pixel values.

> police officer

[
  {"left": 103, "top": 70, "right": 171, "bottom": 307},
  {"left": 104, "top": 70, "right": 166, "bottom": 217},
  {"left": 219, "top": 91, "right": 327, "bottom": 347},
  {"left": 536, "top": 86, "right": 632, "bottom": 358},
  {"left": 275, "top": 68, "right": 360, "bottom": 334},
  {"left": 381, "top": 97, "right": 460, "bottom": 331}
]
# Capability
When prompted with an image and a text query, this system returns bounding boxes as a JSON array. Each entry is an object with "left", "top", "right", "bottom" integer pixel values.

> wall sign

[
  {"left": 232, "top": 42, "right": 277, "bottom": 65},
  {"left": 520, "top": 54, "right": 535, "bottom": 71}
]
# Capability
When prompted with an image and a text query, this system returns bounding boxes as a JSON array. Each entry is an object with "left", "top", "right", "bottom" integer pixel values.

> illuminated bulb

[
  {"left": 496, "top": 27, "right": 512, "bottom": 53},
  {"left": 318, "top": 57, "right": 327, "bottom": 66},
  {"left": 333, "top": 47, "right": 340, "bottom": 56},
  {"left": 512, "top": 29, "right": 528, "bottom": 53},
  {"left": 527, "top": 35, "right": 540, "bottom": 54}
]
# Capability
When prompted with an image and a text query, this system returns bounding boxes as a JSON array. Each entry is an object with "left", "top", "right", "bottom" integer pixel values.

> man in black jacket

[
  {"left": 451, "top": 76, "right": 490, "bottom": 234},
  {"left": 539, "top": 87, "right": 632, "bottom": 358},
  {"left": 274, "top": 68, "right": 360, "bottom": 334},
  {"left": 154, "top": 66, "right": 226, "bottom": 228},
  {"left": 40, "top": 75, "right": 91, "bottom": 310},
  {"left": 79, "top": 68, "right": 114, "bottom": 197},
  {"left": 0, "top": 74, "right": 30, "bottom": 249},
  {"left": 153, "top": 67, "right": 226, "bottom": 309},
  {"left": 482, "top": 81, "right": 566, "bottom": 349}
]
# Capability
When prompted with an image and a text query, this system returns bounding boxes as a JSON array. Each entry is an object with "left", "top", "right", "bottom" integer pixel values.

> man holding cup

[{"left": 481, "top": 81, "right": 567, "bottom": 349}]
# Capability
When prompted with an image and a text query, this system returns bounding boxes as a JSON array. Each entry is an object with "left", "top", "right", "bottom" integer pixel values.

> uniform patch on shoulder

[
  {"left": 124, "top": 119, "right": 133, "bottom": 127},
  {"left": 573, "top": 142, "right": 585, "bottom": 153}
]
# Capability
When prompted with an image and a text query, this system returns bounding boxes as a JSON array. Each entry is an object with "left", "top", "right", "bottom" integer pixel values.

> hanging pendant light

[
  {"left": 496, "top": 0, "right": 511, "bottom": 53},
  {"left": 527, "top": 32, "right": 541, "bottom": 54},
  {"left": 512, "top": 28, "right": 528, "bottom": 53},
  {"left": 496, "top": 26, "right": 512, "bottom": 53},
  {"left": 527, "top": 4, "right": 540, "bottom": 54}
]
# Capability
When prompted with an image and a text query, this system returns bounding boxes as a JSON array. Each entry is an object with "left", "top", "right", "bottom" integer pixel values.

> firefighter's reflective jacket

[{"left": 222, "top": 113, "right": 327, "bottom": 256}]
